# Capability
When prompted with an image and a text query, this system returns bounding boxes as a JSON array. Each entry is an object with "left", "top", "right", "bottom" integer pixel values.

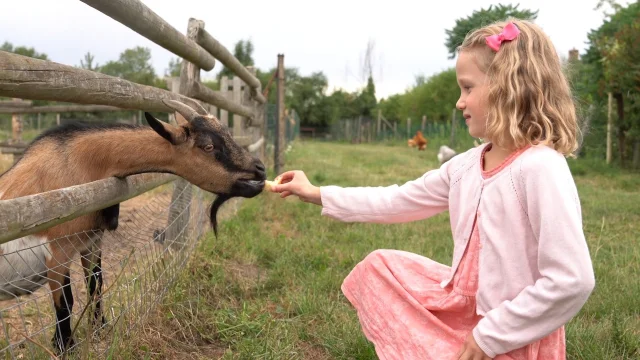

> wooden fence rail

[
  {"left": 0, "top": 173, "right": 176, "bottom": 245},
  {"left": 0, "top": 0, "right": 270, "bottom": 244},
  {"left": 0, "top": 104, "right": 123, "bottom": 114},
  {"left": 79, "top": 0, "right": 216, "bottom": 71}
]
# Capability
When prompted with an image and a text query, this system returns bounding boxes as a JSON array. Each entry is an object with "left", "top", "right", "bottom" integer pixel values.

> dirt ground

[{"left": 0, "top": 183, "right": 211, "bottom": 358}]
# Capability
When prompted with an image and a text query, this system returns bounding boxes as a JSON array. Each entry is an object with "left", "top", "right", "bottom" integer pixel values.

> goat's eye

[{"left": 203, "top": 144, "right": 214, "bottom": 152}]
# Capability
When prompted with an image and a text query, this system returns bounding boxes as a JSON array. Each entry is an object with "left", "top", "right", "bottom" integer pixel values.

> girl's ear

[{"left": 144, "top": 112, "right": 187, "bottom": 145}]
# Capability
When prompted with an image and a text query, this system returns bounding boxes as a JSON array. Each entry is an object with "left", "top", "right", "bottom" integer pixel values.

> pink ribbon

[{"left": 485, "top": 22, "right": 520, "bottom": 52}]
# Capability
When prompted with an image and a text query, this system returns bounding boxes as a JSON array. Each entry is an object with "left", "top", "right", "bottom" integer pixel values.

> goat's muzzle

[{"left": 208, "top": 158, "right": 267, "bottom": 236}]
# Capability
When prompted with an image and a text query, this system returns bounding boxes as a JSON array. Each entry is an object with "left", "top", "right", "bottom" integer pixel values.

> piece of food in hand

[{"left": 263, "top": 176, "right": 283, "bottom": 192}]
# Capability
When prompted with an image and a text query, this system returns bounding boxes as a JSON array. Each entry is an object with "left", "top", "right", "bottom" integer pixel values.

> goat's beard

[{"left": 209, "top": 194, "right": 233, "bottom": 237}]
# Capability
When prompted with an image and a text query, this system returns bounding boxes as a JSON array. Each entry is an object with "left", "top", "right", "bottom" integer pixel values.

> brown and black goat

[{"left": 0, "top": 99, "right": 266, "bottom": 353}]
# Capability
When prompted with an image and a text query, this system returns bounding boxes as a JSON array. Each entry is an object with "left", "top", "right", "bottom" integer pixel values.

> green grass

[{"left": 118, "top": 141, "right": 640, "bottom": 359}]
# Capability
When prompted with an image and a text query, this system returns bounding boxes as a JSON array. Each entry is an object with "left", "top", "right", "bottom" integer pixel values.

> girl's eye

[
  {"left": 204, "top": 144, "right": 214, "bottom": 152},
  {"left": 464, "top": 86, "right": 472, "bottom": 92}
]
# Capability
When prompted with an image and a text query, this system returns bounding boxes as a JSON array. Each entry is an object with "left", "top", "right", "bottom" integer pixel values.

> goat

[{"left": 0, "top": 99, "right": 266, "bottom": 353}]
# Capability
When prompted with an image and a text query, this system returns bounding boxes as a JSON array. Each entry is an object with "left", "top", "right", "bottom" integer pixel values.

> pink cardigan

[{"left": 319, "top": 143, "right": 595, "bottom": 358}]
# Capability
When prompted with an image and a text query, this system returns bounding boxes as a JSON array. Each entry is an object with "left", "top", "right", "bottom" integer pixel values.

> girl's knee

[{"left": 362, "top": 249, "right": 392, "bottom": 264}]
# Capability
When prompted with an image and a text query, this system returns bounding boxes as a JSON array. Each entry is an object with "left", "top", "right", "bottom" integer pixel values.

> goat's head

[{"left": 144, "top": 99, "right": 266, "bottom": 234}]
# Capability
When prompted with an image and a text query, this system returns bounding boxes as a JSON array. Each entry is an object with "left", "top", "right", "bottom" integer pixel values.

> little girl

[{"left": 271, "top": 18, "right": 595, "bottom": 360}]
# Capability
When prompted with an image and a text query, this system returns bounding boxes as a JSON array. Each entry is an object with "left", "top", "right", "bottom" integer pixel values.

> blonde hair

[{"left": 458, "top": 18, "right": 580, "bottom": 157}]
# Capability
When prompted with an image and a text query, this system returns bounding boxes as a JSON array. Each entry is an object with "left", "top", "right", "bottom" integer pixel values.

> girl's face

[{"left": 455, "top": 50, "right": 490, "bottom": 139}]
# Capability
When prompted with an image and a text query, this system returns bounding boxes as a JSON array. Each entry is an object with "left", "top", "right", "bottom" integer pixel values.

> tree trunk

[
  {"left": 633, "top": 140, "right": 640, "bottom": 169},
  {"left": 614, "top": 93, "right": 627, "bottom": 166}
]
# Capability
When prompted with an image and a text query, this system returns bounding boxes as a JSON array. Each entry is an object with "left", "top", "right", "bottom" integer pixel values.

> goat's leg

[
  {"left": 47, "top": 267, "right": 75, "bottom": 354},
  {"left": 81, "top": 247, "right": 106, "bottom": 329}
]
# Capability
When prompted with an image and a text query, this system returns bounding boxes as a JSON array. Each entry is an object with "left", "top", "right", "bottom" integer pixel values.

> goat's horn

[
  {"left": 182, "top": 98, "right": 209, "bottom": 116},
  {"left": 162, "top": 99, "right": 199, "bottom": 121}
]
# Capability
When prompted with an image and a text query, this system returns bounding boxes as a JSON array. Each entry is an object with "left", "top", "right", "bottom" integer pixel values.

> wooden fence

[
  {"left": 0, "top": 0, "right": 270, "bottom": 242},
  {"left": 0, "top": 0, "right": 278, "bottom": 356}
]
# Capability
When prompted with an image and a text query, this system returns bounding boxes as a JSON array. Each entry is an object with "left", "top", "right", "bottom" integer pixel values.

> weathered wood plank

[
  {"left": 0, "top": 51, "right": 192, "bottom": 113},
  {"left": 0, "top": 147, "right": 25, "bottom": 154},
  {"left": 232, "top": 136, "right": 254, "bottom": 147},
  {"left": 165, "top": 18, "right": 201, "bottom": 248},
  {"left": 0, "top": 173, "right": 177, "bottom": 245},
  {"left": 232, "top": 76, "right": 245, "bottom": 138},
  {"left": 191, "top": 81, "right": 256, "bottom": 120},
  {"left": 219, "top": 76, "right": 229, "bottom": 127},
  {"left": 0, "top": 104, "right": 123, "bottom": 114},
  {"left": 79, "top": 0, "right": 215, "bottom": 71},
  {"left": 0, "top": 141, "right": 28, "bottom": 148},
  {"left": 196, "top": 29, "right": 265, "bottom": 103},
  {"left": 247, "top": 136, "right": 264, "bottom": 153},
  {"left": 0, "top": 100, "right": 32, "bottom": 108}
]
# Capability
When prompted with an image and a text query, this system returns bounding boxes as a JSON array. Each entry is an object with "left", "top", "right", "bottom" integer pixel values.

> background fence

[
  {"left": 327, "top": 110, "right": 476, "bottom": 151},
  {"left": 0, "top": 0, "right": 278, "bottom": 357}
]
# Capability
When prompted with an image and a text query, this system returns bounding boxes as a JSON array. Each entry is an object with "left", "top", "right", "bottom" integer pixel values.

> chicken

[{"left": 407, "top": 130, "right": 428, "bottom": 150}]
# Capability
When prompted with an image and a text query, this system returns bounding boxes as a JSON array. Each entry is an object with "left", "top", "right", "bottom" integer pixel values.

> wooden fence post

[
  {"left": 232, "top": 76, "right": 244, "bottom": 139},
  {"left": 220, "top": 76, "right": 229, "bottom": 128},
  {"left": 166, "top": 18, "right": 202, "bottom": 249},
  {"left": 607, "top": 92, "right": 612, "bottom": 164},
  {"left": 10, "top": 98, "right": 23, "bottom": 145},
  {"left": 377, "top": 109, "right": 381, "bottom": 140},
  {"left": 421, "top": 115, "right": 426, "bottom": 132},
  {"left": 246, "top": 66, "right": 265, "bottom": 161},
  {"left": 274, "top": 54, "right": 285, "bottom": 175}
]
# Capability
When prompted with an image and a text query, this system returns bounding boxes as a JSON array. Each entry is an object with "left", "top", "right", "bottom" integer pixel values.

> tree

[
  {"left": 287, "top": 71, "right": 329, "bottom": 126},
  {"left": 1, "top": 41, "right": 48, "bottom": 60},
  {"left": 0, "top": 42, "right": 49, "bottom": 104},
  {"left": 217, "top": 39, "right": 254, "bottom": 80},
  {"left": 356, "top": 76, "right": 377, "bottom": 118},
  {"left": 378, "top": 94, "right": 403, "bottom": 123},
  {"left": 165, "top": 57, "right": 182, "bottom": 77},
  {"left": 79, "top": 52, "right": 99, "bottom": 71},
  {"left": 98, "top": 46, "right": 157, "bottom": 86},
  {"left": 583, "top": 0, "right": 640, "bottom": 166},
  {"left": 444, "top": 4, "right": 538, "bottom": 59}
]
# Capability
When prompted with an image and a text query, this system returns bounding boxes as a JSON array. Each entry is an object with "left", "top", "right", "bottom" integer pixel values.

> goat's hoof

[
  {"left": 52, "top": 334, "right": 75, "bottom": 355},
  {"left": 91, "top": 315, "right": 107, "bottom": 336},
  {"left": 153, "top": 229, "right": 165, "bottom": 244}
]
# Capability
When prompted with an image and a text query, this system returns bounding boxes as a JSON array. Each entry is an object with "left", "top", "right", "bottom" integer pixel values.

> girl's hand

[
  {"left": 271, "top": 170, "right": 322, "bottom": 205},
  {"left": 456, "top": 333, "right": 492, "bottom": 360}
]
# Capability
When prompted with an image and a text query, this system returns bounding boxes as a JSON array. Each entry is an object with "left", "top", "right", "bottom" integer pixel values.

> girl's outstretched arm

[{"left": 272, "top": 154, "right": 460, "bottom": 224}]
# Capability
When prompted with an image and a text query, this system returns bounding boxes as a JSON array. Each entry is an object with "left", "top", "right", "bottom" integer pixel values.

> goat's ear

[{"left": 144, "top": 112, "right": 187, "bottom": 145}]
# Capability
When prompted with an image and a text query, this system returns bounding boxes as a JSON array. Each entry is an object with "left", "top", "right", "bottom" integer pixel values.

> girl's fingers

[
  {"left": 273, "top": 182, "right": 291, "bottom": 193},
  {"left": 277, "top": 171, "right": 297, "bottom": 182},
  {"left": 280, "top": 191, "right": 292, "bottom": 198}
]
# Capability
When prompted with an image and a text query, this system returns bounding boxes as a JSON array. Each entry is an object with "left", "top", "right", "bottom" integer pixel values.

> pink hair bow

[{"left": 485, "top": 22, "right": 520, "bottom": 51}]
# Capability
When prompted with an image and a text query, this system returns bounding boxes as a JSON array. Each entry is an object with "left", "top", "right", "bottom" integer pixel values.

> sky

[{"left": 0, "top": 0, "right": 624, "bottom": 100}]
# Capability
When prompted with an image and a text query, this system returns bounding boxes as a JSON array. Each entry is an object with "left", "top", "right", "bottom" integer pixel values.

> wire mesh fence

[{"left": 0, "top": 181, "right": 214, "bottom": 359}]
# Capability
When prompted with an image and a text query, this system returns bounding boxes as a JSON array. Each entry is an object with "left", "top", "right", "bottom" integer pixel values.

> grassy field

[
  {"left": 3, "top": 140, "right": 639, "bottom": 359},
  {"left": 127, "top": 140, "right": 639, "bottom": 360}
]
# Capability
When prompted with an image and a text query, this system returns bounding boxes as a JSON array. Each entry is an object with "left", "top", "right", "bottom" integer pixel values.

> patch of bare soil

[
  {"left": 124, "top": 308, "right": 229, "bottom": 360},
  {"left": 0, "top": 184, "right": 211, "bottom": 358}
]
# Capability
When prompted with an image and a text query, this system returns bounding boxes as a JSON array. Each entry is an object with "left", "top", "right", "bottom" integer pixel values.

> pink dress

[{"left": 341, "top": 146, "right": 565, "bottom": 359}]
